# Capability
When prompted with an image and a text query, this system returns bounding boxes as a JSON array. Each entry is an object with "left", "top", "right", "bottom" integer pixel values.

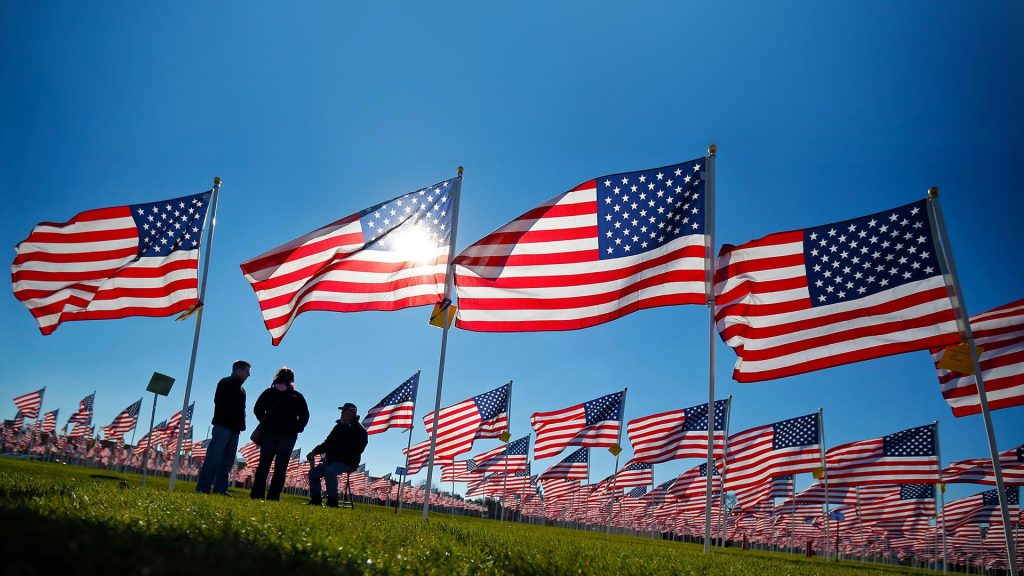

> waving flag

[
  {"left": 191, "top": 439, "right": 210, "bottom": 459},
  {"left": 939, "top": 486, "right": 1019, "bottom": 528},
  {"left": 943, "top": 444, "right": 1024, "bottom": 486},
  {"left": 715, "top": 200, "right": 959, "bottom": 382},
  {"left": 597, "top": 460, "right": 653, "bottom": 491},
  {"left": 362, "top": 373, "right": 419, "bottom": 435},
  {"left": 441, "top": 460, "right": 482, "bottom": 482},
  {"left": 735, "top": 475, "right": 794, "bottom": 510},
  {"left": 12, "top": 388, "right": 44, "bottom": 419},
  {"left": 240, "top": 178, "right": 458, "bottom": 345},
  {"left": 669, "top": 463, "right": 722, "bottom": 501},
  {"left": 67, "top": 422, "right": 93, "bottom": 439},
  {"left": 40, "top": 410, "right": 58, "bottom": 434},
  {"left": 539, "top": 478, "right": 580, "bottom": 503},
  {"left": 422, "top": 383, "right": 510, "bottom": 460},
  {"left": 825, "top": 424, "right": 939, "bottom": 485},
  {"left": 779, "top": 481, "right": 858, "bottom": 507},
  {"left": 531, "top": 391, "right": 623, "bottom": 460},
  {"left": 723, "top": 413, "right": 821, "bottom": 492},
  {"left": 932, "top": 298, "right": 1024, "bottom": 417},
  {"left": 238, "top": 442, "right": 261, "bottom": 465},
  {"left": 67, "top": 392, "right": 95, "bottom": 424},
  {"left": 627, "top": 399, "right": 728, "bottom": 464},
  {"left": 858, "top": 484, "right": 935, "bottom": 525},
  {"left": 165, "top": 402, "right": 194, "bottom": 438},
  {"left": 403, "top": 438, "right": 454, "bottom": 475},
  {"left": 12, "top": 191, "right": 212, "bottom": 335},
  {"left": 454, "top": 159, "right": 709, "bottom": 332},
  {"left": 370, "top": 473, "right": 393, "bottom": 493},
  {"left": 538, "top": 447, "right": 589, "bottom": 481},
  {"left": 103, "top": 398, "right": 142, "bottom": 439},
  {"left": 471, "top": 436, "right": 529, "bottom": 474}
]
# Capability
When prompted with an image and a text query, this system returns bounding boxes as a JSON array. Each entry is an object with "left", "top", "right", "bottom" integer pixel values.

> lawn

[{"left": 0, "top": 457, "right": 937, "bottom": 576}]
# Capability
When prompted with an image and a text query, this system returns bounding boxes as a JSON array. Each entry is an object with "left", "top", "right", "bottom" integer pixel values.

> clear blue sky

[{"left": 2, "top": 2, "right": 1021, "bottom": 501}]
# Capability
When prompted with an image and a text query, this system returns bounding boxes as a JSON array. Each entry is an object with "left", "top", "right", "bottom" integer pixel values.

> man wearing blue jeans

[
  {"left": 307, "top": 402, "right": 368, "bottom": 507},
  {"left": 196, "top": 360, "right": 250, "bottom": 494}
]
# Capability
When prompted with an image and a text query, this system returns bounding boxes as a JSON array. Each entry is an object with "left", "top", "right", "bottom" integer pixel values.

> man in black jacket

[
  {"left": 196, "top": 360, "right": 249, "bottom": 495},
  {"left": 307, "top": 402, "right": 368, "bottom": 507},
  {"left": 250, "top": 368, "right": 309, "bottom": 501}
]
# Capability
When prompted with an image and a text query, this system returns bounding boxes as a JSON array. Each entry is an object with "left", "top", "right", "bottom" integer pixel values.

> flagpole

[
  {"left": 397, "top": 369, "right": 421, "bottom": 515},
  {"left": 934, "top": 419, "right": 948, "bottom": 574},
  {"left": 819, "top": 407, "right": 832, "bottom": 561},
  {"left": 927, "top": 187, "right": 1018, "bottom": 576},
  {"left": 169, "top": 177, "right": 222, "bottom": 492},
  {"left": 501, "top": 383, "right": 512, "bottom": 522},
  {"left": 718, "top": 395, "right": 733, "bottom": 547},
  {"left": 422, "top": 167, "right": 464, "bottom": 520},
  {"left": 605, "top": 387, "right": 627, "bottom": 536},
  {"left": 703, "top": 143, "right": 718, "bottom": 554}
]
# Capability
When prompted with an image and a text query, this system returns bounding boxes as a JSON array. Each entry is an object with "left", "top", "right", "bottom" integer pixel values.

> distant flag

[
  {"left": 471, "top": 436, "right": 529, "bottom": 474},
  {"left": 735, "top": 475, "right": 794, "bottom": 511},
  {"left": 103, "top": 398, "right": 142, "bottom": 439},
  {"left": 936, "top": 486, "right": 1018, "bottom": 529},
  {"left": 12, "top": 388, "right": 44, "bottom": 419},
  {"left": 165, "top": 402, "right": 194, "bottom": 438},
  {"left": 539, "top": 478, "right": 580, "bottom": 503},
  {"left": 362, "top": 372, "right": 419, "bottom": 435},
  {"left": 723, "top": 413, "right": 821, "bottom": 493},
  {"left": 531, "top": 391, "right": 623, "bottom": 460},
  {"left": 454, "top": 159, "right": 709, "bottom": 332},
  {"left": 422, "top": 383, "right": 511, "bottom": 460},
  {"left": 67, "top": 422, "right": 92, "bottom": 438},
  {"left": 370, "top": 474, "right": 393, "bottom": 492},
  {"left": 538, "top": 447, "right": 589, "bottom": 481},
  {"left": 932, "top": 298, "right": 1024, "bottom": 417},
  {"left": 597, "top": 459, "right": 653, "bottom": 491},
  {"left": 824, "top": 424, "right": 939, "bottom": 485},
  {"left": 67, "top": 392, "right": 95, "bottom": 424},
  {"left": 192, "top": 439, "right": 211, "bottom": 460},
  {"left": 238, "top": 442, "right": 261, "bottom": 465},
  {"left": 11, "top": 412, "right": 24, "bottom": 431},
  {"left": 626, "top": 399, "right": 729, "bottom": 464},
  {"left": 669, "top": 463, "right": 722, "bottom": 501},
  {"left": 240, "top": 178, "right": 458, "bottom": 345},
  {"left": 857, "top": 484, "right": 936, "bottom": 526},
  {"left": 403, "top": 438, "right": 454, "bottom": 475},
  {"left": 714, "top": 199, "right": 959, "bottom": 382},
  {"left": 943, "top": 444, "right": 1024, "bottom": 486},
  {"left": 641, "top": 478, "right": 678, "bottom": 507},
  {"left": 625, "top": 486, "right": 648, "bottom": 499},
  {"left": 40, "top": 410, "right": 58, "bottom": 434},
  {"left": 11, "top": 191, "right": 212, "bottom": 335},
  {"left": 441, "top": 460, "right": 482, "bottom": 482}
]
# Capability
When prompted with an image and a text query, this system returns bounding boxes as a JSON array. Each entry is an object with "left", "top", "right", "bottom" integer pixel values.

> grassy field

[{"left": 0, "top": 457, "right": 937, "bottom": 576}]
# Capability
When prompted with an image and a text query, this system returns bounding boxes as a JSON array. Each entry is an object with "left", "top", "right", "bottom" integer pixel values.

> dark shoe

[
  {"left": 326, "top": 498, "right": 339, "bottom": 508},
  {"left": 215, "top": 491, "right": 232, "bottom": 497},
  {"left": 308, "top": 496, "right": 322, "bottom": 506}
]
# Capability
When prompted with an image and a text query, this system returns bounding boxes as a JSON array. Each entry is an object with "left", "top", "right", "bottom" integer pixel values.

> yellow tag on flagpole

[
  {"left": 429, "top": 302, "right": 456, "bottom": 328},
  {"left": 175, "top": 301, "right": 204, "bottom": 321},
  {"left": 608, "top": 444, "right": 622, "bottom": 457},
  {"left": 812, "top": 466, "right": 825, "bottom": 479},
  {"left": 498, "top": 431, "right": 511, "bottom": 443},
  {"left": 940, "top": 482, "right": 946, "bottom": 494},
  {"left": 937, "top": 342, "right": 984, "bottom": 374}
]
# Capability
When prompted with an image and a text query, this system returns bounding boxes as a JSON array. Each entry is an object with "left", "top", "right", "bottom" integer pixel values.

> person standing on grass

[
  {"left": 196, "top": 359, "right": 250, "bottom": 495},
  {"left": 250, "top": 367, "right": 309, "bottom": 501},
  {"left": 306, "top": 402, "right": 368, "bottom": 507}
]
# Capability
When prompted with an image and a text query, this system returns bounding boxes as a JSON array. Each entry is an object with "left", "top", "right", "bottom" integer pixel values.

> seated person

[{"left": 307, "top": 402, "right": 368, "bottom": 507}]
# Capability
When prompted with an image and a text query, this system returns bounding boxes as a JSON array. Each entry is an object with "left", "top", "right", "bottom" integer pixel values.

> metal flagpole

[
  {"left": 397, "top": 369, "right": 421, "bottom": 514},
  {"left": 935, "top": 420, "right": 948, "bottom": 574},
  {"left": 819, "top": 407, "right": 832, "bottom": 561},
  {"left": 169, "top": 177, "right": 222, "bottom": 492},
  {"left": 422, "top": 167, "right": 464, "bottom": 520},
  {"left": 605, "top": 388, "right": 627, "bottom": 535},
  {"left": 501, "top": 384, "right": 512, "bottom": 522},
  {"left": 703, "top": 144, "right": 718, "bottom": 554},
  {"left": 717, "top": 395, "right": 733, "bottom": 547},
  {"left": 927, "top": 187, "right": 1018, "bottom": 576},
  {"left": 140, "top": 392, "right": 158, "bottom": 486}
]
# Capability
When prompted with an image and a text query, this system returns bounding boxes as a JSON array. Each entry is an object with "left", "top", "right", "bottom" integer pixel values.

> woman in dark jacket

[{"left": 250, "top": 367, "right": 309, "bottom": 500}]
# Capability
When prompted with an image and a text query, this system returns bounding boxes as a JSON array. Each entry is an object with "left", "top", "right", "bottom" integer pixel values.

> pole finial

[
  {"left": 213, "top": 176, "right": 222, "bottom": 187},
  {"left": 928, "top": 186, "right": 939, "bottom": 199},
  {"left": 457, "top": 166, "right": 464, "bottom": 176},
  {"left": 708, "top": 144, "right": 717, "bottom": 156}
]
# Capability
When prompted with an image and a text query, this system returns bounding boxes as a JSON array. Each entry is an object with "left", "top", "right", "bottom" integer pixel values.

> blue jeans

[
  {"left": 195, "top": 425, "right": 239, "bottom": 494},
  {"left": 250, "top": 432, "right": 296, "bottom": 500},
  {"left": 309, "top": 461, "right": 355, "bottom": 500}
]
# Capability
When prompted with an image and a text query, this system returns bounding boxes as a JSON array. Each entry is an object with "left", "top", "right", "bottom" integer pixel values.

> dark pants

[
  {"left": 250, "top": 432, "right": 295, "bottom": 500},
  {"left": 196, "top": 425, "right": 239, "bottom": 494}
]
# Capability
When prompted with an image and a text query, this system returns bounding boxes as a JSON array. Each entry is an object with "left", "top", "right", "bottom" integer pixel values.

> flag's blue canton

[
  {"left": 514, "top": 463, "right": 532, "bottom": 478},
  {"left": 80, "top": 393, "right": 95, "bottom": 412},
  {"left": 698, "top": 462, "right": 720, "bottom": 477},
  {"left": 199, "top": 439, "right": 211, "bottom": 449},
  {"left": 655, "top": 478, "right": 676, "bottom": 492},
  {"left": 381, "top": 374, "right": 419, "bottom": 406},
  {"left": 184, "top": 402, "right": 194, "bottom": 421},
  {"left": 127, "top": 399, "right": 142, "bottom": 418},
  {"left": 681, "top": 399, "right": 728, "bottom": 433},
  {"left": 803, "top": 199, "right": 940, "bottom": 307},
  {"left": 395, "top": 466, "right": 408, "bottom": 476},
  {"left": 473, "top": 384, "right": 511, "bottom": 420},
  {"left": 626, "top": 486, "right": 648, "bottom": 498},
  {"left": 465, "top": 458, "right": 478, "bottom": 470},
  {"left": 883, "top": 424, "right": 935, "bottom": 457},
  {"left": 900, "top": 484, "right": 935, "bottom": 500},
  {"left": 506, "top": 436, "right": 529, "bottom": 455},
  {"left": 982, "top": 486, "right": 1019, "bottom": 506},
  {"left": 771, "top": 413, "right": 819, "bottom": 449},
  {"left": 562, "top": 447, "right": 589, "bottom": 464},
  {"left": 130, "top": 192, "right": 211, "bottom": 258},
  {"left": 625, "top": 461, "right": 652, "bottom": 471},
  {"left": 596, "top": 160, "right": 705, "bottom": 260},
  {"left": 290, "top": 448, "right": 301, "bottom": 460},
  {"left": 359, "top": 179, "right": 455, "bottom": 251},
  {"left": 583, "top": 391, "right": 623, "bottom": 424},
  {"left": 1016, "top": 445, "right": 1023, "bottom": 463}
]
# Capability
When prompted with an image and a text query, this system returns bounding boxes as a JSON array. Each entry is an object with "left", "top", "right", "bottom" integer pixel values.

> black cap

[{"left": 338, "top": 402, "right": 357, "bottom": 411}]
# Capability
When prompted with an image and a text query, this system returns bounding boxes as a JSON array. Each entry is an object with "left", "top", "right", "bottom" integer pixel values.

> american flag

[
  {"left": 370, "top": 473, "right": 393, "bottom": 493},
  {"left": 932, "top": 298, "right": 1024, "bottom": 417},
  {"left": 12, "top": 388, "right": 44, "bottom": 419},
  {"left": 531, "top": 390, "right": 623, "bottom": 460},
  {"left": 539, "top": 478, "right": 580, "bottom": 503},
  {"left": 538, "top": 447, "right": 589, "bottom": 481},
  {"left": 422, "top": 383, "right": 510, "bottom": 460},
  {"left": 67, "top": 422, "right": 93, "bottom": 439},
  {"left": 165, "top": 402, "right": 195, "bottom": 439},
  {"left": 669, "top": 462, "right": 721, "bottom": 501},
  {"left": 240, "top": 178, "right": 457, "bottom": 345},
  {"left": 192, "top": 439, "right": 210, "bottom": 459},
  {"left": 41, "top": 410, "right": 58, "bottom": 434},
  {"left": 238, "top": 441, "right": 261, "bottom": 465},
  {"left": 942, "top": 486, "right": 1020, "bottom": 529},
  {"left": 471, "top": 436, "right": 529, "bottom": 474},
  {"left": 626, "top": 399, "right": 728, "bottom": 464},
  {"left": 102, "top": 398, "right": 142, "bottom": 439},
  {"left": 858, "top": 484, "right": 935, "bottom": 525},
  {"left": 779, "top": 481, "right": 858, "bottom": 507},
  {"left": 597, "top": 459, "right": 653, "bottom": 491},
  {"left": 642, "top": 478, "right": 679, "bottom": 506},
  {"left": 441, "top": 460, "right": 481, "bottom": 482},
  {"left": 67, "top": 392, "right": 95, "bottom": 424},
  {"left": 402, "top": 438, "right": 454, "bottom": 475},
  {"left": 362, "top": 373, "right": 418, "bottom": 435},
  {"left": 454, "top": 159, "right": 709, "bottom": 332},
  {"left": 825, "top": 424, "right": 939, "bottom": 485},
  {"left": 625, "top": 486, "right": 648, "bottom": 499},
  {"left": 715, "top": 200, "right": 959, "bottom": 382},
  {"left": 132, "top": 419, "right": 167, "bottom": 456},
  {"left": 943, "top": 444, "right": 1024, "bottom": 486},
  {"left": 723, "top": 413, "right": 821, "bottom": 493},
  {"left": 735, "top": 475, "right": 794, "bottom": 511},
  {"left": 12, "top": 191, "right": 212, "bottom": 335}
]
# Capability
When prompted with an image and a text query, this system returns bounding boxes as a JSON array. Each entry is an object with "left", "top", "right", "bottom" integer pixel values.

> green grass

[{"left": 0, "top": 457, "right": 937, "bottom": 576}]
